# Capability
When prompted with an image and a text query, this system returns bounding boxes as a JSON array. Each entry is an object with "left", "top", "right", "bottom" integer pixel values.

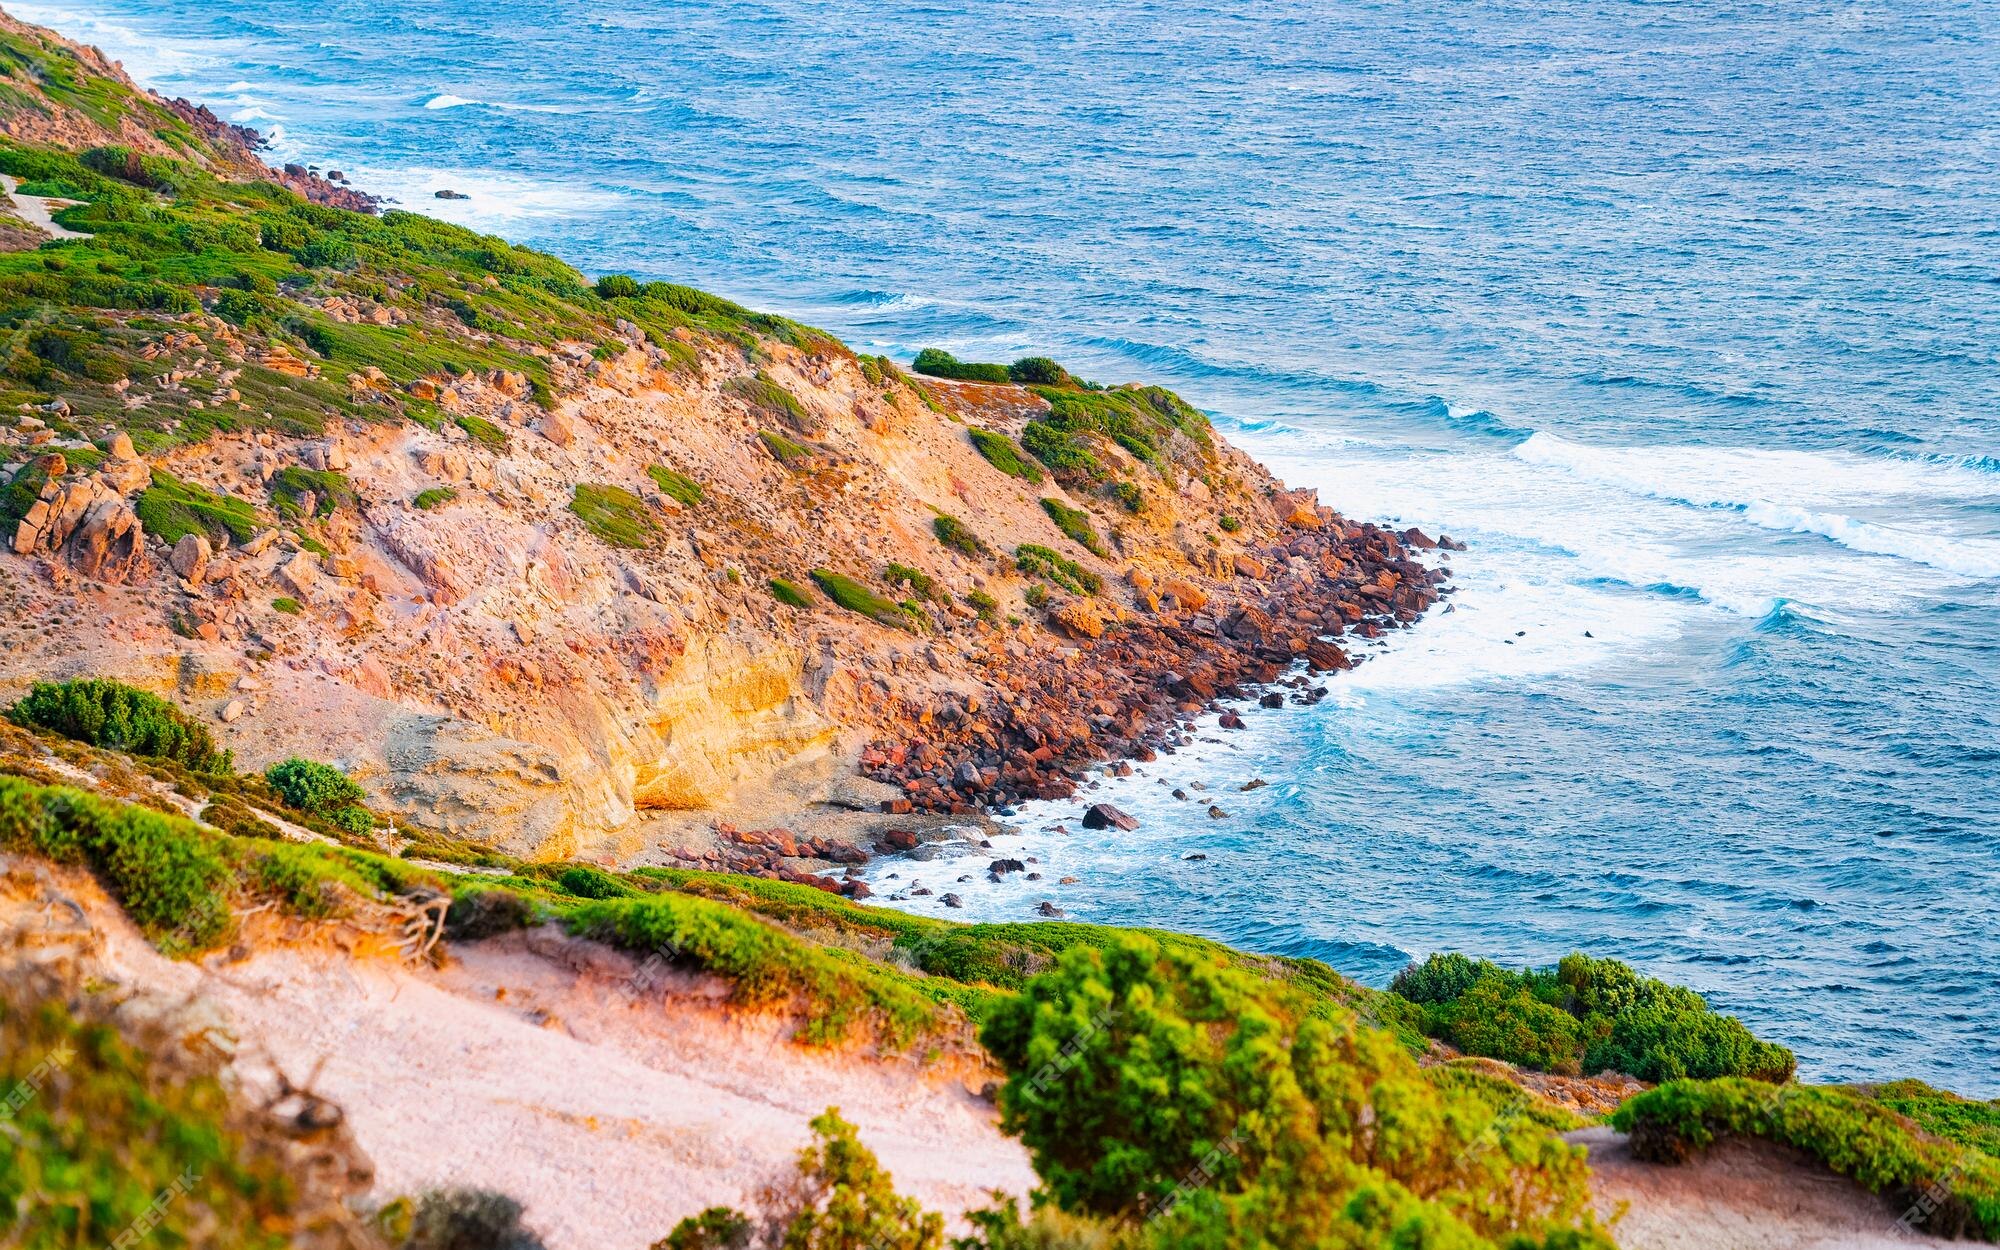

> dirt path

[
  {"left": 4, "top": 866, "right": 1035, "bottom": 1250},
  {"left": 0, "top": 173, "right": 89, "bottom": 239},
  {"left": 1572, "top": 1126, "right": 1954, "bottom": 1249}
]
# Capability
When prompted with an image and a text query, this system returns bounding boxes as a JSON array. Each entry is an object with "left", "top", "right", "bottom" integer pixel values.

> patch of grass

[
  {"left": 271, "top": 596, "right": 301, "bottom": 615},
  {"left": 564, "top": 894, "right": 942, "bottom": 1046},
  {"left": 964, "top": 589, "right": 998, "bottom": 621},
  {"left": 569, "top": 481, "right": 657, "bottom": 548},
  {"left": 1866, "top": 1080, "right": 2000, "bottom": 1161},
  {"left": 810, "top": 568, "right": 921, "bottom": 632},
  {"left": 646, "top": 463, "right": 704, "bottom": 507},
  {"left": 1014, "top": 544, "right": 1102, "bottom": 596},
  {"left": 267, "top": 466, "right": 355, "bottom": 520},
  {"left": 768, "top": 577, "right": 811, "bottom": 608},
  {"left": 1039, "top": 497, "right": 1107, "bottom": 556},
  {"left": 726, "top": 371, "right": 810, "bottom": 428},
  {"left": 1391, "top": 951, "right": 1796, "bottom": 1082},
  {"left": 758, "top": 428, "right": 815, "bottom": 469},
  {"left": 455, "top": 413, "right": 508, "bottom": 449},
  {"left": 9, "top": 678, "right": 231, "bottom": 773},
  {"left": 133, "top": 468, "right": 261, "bottom": 546},
  {"left": 913, "top": 347, "right": 1009, "bottom": 383},
  {"left": 1219, "top": 514, "right": 1241, "bottom": 532},
  {"left": 968, "top": 428, "right": 1044, "bottom": 483},
  {"left": 932, "top": 512, "right": 985, "bottom": 557},
  {"left": 1613, "top": 1079, "right": 2000, "bottom": 1239},
  {"left": 413, "top": 486, "right": 457, "bottom": 510},
  {"left": 883, "top": 561, "right": 940, "bottom": 601},
  {"left": 1107, "top": 479, "right": 1143, "bottom": 514}
]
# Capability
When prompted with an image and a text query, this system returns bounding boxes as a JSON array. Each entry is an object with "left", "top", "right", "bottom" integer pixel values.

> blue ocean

[{"left": 34, "top": 0, "right": 1997, "bottom": 1092}]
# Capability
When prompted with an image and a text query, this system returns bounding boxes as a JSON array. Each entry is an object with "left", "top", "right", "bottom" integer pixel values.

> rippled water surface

[{"left": 32, "top": 0, "right": 1999, "bottom": 1090}]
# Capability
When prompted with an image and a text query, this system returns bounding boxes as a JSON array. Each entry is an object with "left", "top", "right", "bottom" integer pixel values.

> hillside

[{"left": 0, "top": 8, "right": 1446, "bottom": 867}]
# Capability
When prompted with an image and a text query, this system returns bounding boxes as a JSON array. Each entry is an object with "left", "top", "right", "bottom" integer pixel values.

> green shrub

[
  {"left": 134, "top": 470, "right": 262, "bottom": 546},
  {"left": 646, "top": 464, "right": 704, "bottom": 507},
  {"left": 964, "top": 590, "right": 998, "bottom": 621},
  {"left": 264, "top": 756, "right": 364, "bottom": 813},
  {"left": 655, "top": 1206, "right": 751, "bottom": 1250},
  {"left": 10, "top": 678, "right": 231, "bottom": 772},
  {"left": 0, "top": 774, "right": 233, "bottom": 951},
  {"left": 1390, "top": 951, "right": 1796, "bottom": 1082},
  {"left": 981, "top": 933, "right": 1609, "bottom": 1246},
  {"left": 1040, "top": 498, "right": 1107, "bottom": 556},
  {"left": 1867, "top": 1080, "right": 2000, "bottom": 1160},
  {"left": 884, "top": 562, "right": 939, "bottom": 601},
  {"left": 912, "top": 348, "right": 1009, "bottom": 384},
  {"left": 769, "top": 577, "right": 811, "bottom": 608},
  {"left": 1218, "top": 514, "right": 1241, "bottom": 533},
  {"left": 1613, "top": 1079, "right": 2000, "bottom": 1238},
  {"left": 595, "top": 273, "right": 642, "bottom": 299},
  {"left": 413, "top": 486, "right": 457, "bottom": 510},
  {"left": 727, "top": 371, "right": 810, "bottom": 428},
  {"left": 969, "top": 429, "right": 1044, "bottom": 483},
  {"left": 1021, "top": 421, "right": 1102, "bottom": 482},
  {"left": 1106, "top": 480, "right": 1143, "bottom": 514},
  {"left": 811, "top": 569, "right": 920, "bottom": 632},
  {"left": 932, "top": 513, "right": 985, "bottom": 557},
  {"left": 268, "top": 467, "right": 355, "bottom": 519},
  {"left": 1008, "top": 356, "right": 1073, "bottom": 387},
  {"left": 0, "top": 974, "right": 315, "bottom": 1250},
  {"left": 569, "top": 482, "right": 658, "bottom": 547},
  {"left": 272, "top": 596, "right": 302, "bottom": 615},
  {"left": 758, "top": 428, "right": 815, "bottom": 469},
  {"left": 1014, "top": 545, "right": 1101, "bottom": 596},
  {"left": 455, "top": 413, "right": 508, "bottom": 449}
]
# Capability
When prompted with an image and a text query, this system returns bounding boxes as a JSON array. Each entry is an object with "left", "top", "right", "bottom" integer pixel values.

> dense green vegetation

[
  {"left": 9, "top": 677, "right": 231, "bottom": 772},
  {"left": 1868, "top": 1079, "right": 2000, "bottom": 1160},
  {"left": 931, "top": 512, "right": 985, "bottom": 556},
  {"left": 1014, "top": 544, "right": 1102, "bottom": 596},
  {"left": 1039, "top": 497, "right": 1108, "bottom": 557},
  {"left": 264, "top": 755, "right": 373, "bottom": 836},
  {"left": 133, "top": 468, "right": 261, "bottom": 545},
  {"left": 0, "top": 973, "right": 306, "bottom": 1250},
  {"left": 726, "top": 370, "right": 810, "bottom": 427},
  {"left": 412, "top": 485, "right": 456, "bottom": 510},
  {"left": 912, "top": 347, "right": 1010, "bottom": 384},
  {"left": 1392, "top": 951, "right": 1796, "bottom": 1082},
  {"left": 758, "top": 428, "right": 815, "bottom": 469},
  {"left": 979, "top": 933, "right": 1611, "bottom": 1247},
  {"left": 968, "top": 428, "right": 1044, "bottom": 483},
  {"left": 647, "top": 463, "right": 705, "bottom": 507},
  {"left": 1614, "top": 1078, "right": 2000, "bottom": 1238},
  {"left": 810, "top": 568, "right": 921, "bottom": 632},
  {"left": 569, "top": 481, "right": 658, "bottom": 547},
  {"left": 884, "top": 561, "right": 940, "bottom": 601},
  {"left": 767, "top": 576, "right": 811, "bottom": 608}
]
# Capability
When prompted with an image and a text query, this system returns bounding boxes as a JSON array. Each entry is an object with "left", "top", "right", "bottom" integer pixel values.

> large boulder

[
  {"left": 1081, "top": 803, "right": 1139, "bottom": 831},
  {"left": 170, "top": 533, "right": 212, "bottom": 583}
]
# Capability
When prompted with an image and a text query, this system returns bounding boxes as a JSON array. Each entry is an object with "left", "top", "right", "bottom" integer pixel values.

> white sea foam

[
  {"left": 423, "top": 93, "right": 481, "bottom": 110},
  {"left": 347, "top": 164, "right": 627, "bottom": 228},
  {"left": 1741, "top": 500, "right": 2000, "bottom": 579}
]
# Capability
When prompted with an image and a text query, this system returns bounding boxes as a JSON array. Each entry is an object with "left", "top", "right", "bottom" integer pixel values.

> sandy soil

[
  {"left": 1572, "top": 1125, "right": 1954, "bottom": 1249},
  {"left": 3, "top": 862, "right": 1034, "bottom": 1250},
  {"left": 0, "top": 173, "right": 89, "bottom": 239}
]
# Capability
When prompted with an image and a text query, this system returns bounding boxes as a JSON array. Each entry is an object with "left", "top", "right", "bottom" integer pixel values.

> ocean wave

[
  {"left": 1741, "top": 500, "right": 2000, "bottom": 579},
  {"left": 423, "top": 93, "right": 481, "bottom": 110}
]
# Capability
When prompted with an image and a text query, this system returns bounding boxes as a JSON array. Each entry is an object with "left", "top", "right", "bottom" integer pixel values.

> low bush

[
  {"left": 1106, "top": 480, "right": 1143, "bottom": 514},
  {"left": 268, "top": 466, "right": 356, "bottom": 519},
  {"left": 1866, "top": 1080, "right": 2000, "bottom": 1160},
  {"left": 912, "top": 347, "right": 1009, "bottom": 384},
  {"left": 1007, "top": 356, "right": 1073, "bottom": 387},
  {"left": 963, "top": 589, "right": 998, "bottom": 621},
  {"left": 264, "top": 756, "right": 365, "bottom": 813},
  {"left": 727, "top": 372, "right": 810, "bottom": 428},
  {"left": 932, "top": 512, "right": 985, "bottom": 556},
  {"left": 1014, "top": 545, "right": 1101, "bottom": 596},
  {"left": 0, "top": 773, "right": 233, "bottom": 950},
  {"left": 569, "top": 482, "right": 658, "bottom": 548},
  {"left": 647, "top": 463, "right": 705, "bottom": 507},
  {"left": 595, "top": 273, "right": 642, "bottom": 299},
  {"left": 1021, "top": 421, "right": 1102, "bottom": 483},
  {"left": 1390, "top": 951, "right": 1796, "bottom": 1081},
  {"left": 413, "top": 486, "right": 457, "bottom": 510},
  {"left": 1613, "top": 1078, "right": 2000, "bottom": 1238},
  {"left": 455, "top": 413, "right": 509, "bottom": 450},
  {"left": 10, "top": 678, "right": 231, "bottom": 772},
  {"left": 1040, "top": 498, "right": 1107, "bottom": 556},
  {"left": 768, "top": 577, "right": 811, "bottom": 608},
  {"left": 272, "top": 596, "right": 302, "bottom": 615},
  {"left": 758, "top": 428, "right": 815, "bottom": 469},
  {"left": 968, "top": 428, "right": 1044, "bottom": 483},
  {"left": 1217, "top": 514, "right": 1242, "bottom": 533},
  {"left": 884, "top": 562, "right": 939, "bottom": 601},
  {"left": 811, "top": 569, "right": 921, "bottom": 632}
]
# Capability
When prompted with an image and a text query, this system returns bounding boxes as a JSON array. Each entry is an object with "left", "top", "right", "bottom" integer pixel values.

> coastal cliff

[{"left": 0, "top": 8, "right": 1449, "bottom": 865}]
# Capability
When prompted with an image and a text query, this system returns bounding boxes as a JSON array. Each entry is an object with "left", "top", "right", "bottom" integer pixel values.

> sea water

[{"left": 27, "top": 0, "right": 1996, "bottom": 1092}]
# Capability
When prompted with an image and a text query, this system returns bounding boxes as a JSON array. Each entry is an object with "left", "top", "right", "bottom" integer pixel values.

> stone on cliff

[
  {"left": 96, "top": 432, "right": 152, "bottom": 495},
  {"left": 170, "top": 532, "right": 211, "bottom": 583},
  {"left": 1275, "top": 487, "right": 1322, "bottom": 528},
  {"left": 1232, "top": 553, "right": 1268, "bottom": 580},
  {"left": 1046, "top": 597, "right": 1106, "bottom": 641},
  {"left": 538, "top": 408, "right": 576, "bottom": 447},
  {"left": 1081, "top": 803, "right": 1138, "bottom": 831},
  {"left": 277, "top": 549, "right": 320, "bottom": 597}
]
